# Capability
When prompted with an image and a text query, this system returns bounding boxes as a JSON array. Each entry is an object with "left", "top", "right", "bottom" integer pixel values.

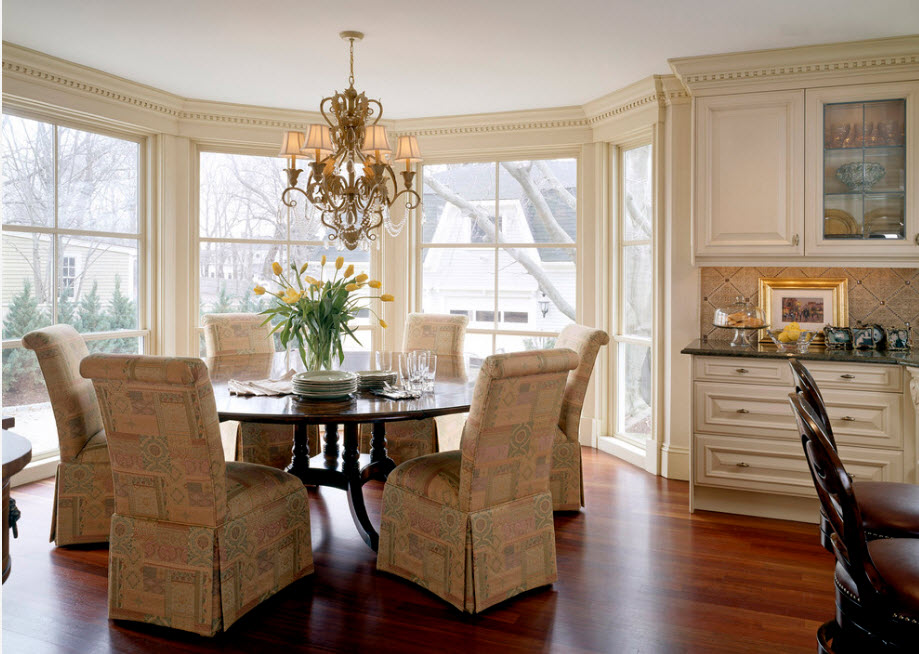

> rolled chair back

[
  {"left": 555, "top": 324, "right": 609, "bottom": 438},
  {"left": 202, "top": 313, "right": 274, "bottom": 357},
  {"left": 789, "top": 358, "right": 836, "bottom": 449},
  {"left": 403, "top": 313, "right": 468, "bottom": 355},
  {"left": 788, "top": 393, "right": 882, "bottom": 604},
  {"left": 81, "top": 354, "right": 228, "bottom": 527},
  {"left": 22, "top": 324, "right": 103, "bottom": 462},
  {"left": 458, "top": 348, "right": 579, "bottom": 513}
]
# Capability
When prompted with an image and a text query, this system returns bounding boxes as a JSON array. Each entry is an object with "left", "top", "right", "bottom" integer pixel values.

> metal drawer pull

[
  {"left": 735, "top": 368, "right": 749, "bottom": 374},
  {"left": 840, "top": 374, "right": 856, "bottom": 379},
  {"left": 736, "top": 462, "right": 750, "bottom": 468},
  {"left": 736, "top": 409, "right": 750, "bottom": 414},
  {"left": 841, "top": 416, "right": 856, "bottom": 422}
]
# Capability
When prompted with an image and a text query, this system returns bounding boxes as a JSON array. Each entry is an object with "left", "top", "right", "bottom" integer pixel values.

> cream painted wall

[{"left": 5, "top": 36, "right": 912, "bottom": 481}]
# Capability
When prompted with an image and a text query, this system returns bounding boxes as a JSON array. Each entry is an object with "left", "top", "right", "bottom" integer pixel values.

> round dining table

[{"left": 206, "top": 351, "right": 478, "bottom": 551}]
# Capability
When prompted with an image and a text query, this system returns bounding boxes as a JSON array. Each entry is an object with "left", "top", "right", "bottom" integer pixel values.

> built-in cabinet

[
  {"left": 691, "top": 80, "right": 919, "bottom": 264},
  {"left": 689, "top": 355, "right": 915, "bottom": 523}
]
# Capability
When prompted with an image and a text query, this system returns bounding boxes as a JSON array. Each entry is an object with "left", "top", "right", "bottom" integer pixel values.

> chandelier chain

[{"left": 348, "top": 37, "right": 355, "bottom": 86}]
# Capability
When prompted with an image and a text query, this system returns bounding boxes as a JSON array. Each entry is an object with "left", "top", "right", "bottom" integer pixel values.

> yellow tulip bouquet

[{"left": 255, "top": 255, "right": 393, "bottom": 371}]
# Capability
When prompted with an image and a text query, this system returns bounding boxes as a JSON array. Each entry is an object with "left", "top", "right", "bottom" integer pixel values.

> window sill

[{"left": 11, "top": 455, "right": 58, "bottom": 488}]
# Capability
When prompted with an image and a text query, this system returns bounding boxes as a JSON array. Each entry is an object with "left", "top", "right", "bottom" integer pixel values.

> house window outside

[
  {"left": 419, "top": 159, "right": 577, "bottom": 362},
  {"left": 2, "top": 113, "right": 145, "bottom": 458},
  {"left": 197, "top": 150, "right": 374, "bottom": 354},
  {"left": 614, "top": 143, "right": 654, "bottom": 443},
  {"left": 60, "top": 256, "right": 77, "bottom": 294}
]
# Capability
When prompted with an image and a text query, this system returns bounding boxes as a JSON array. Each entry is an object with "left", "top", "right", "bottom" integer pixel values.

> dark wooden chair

[
  {"left": 789, "top": 393, "right": 919, "bottom": 653},
  {"left": 789, "top": 359, "right": 919, "bottom": 549}
]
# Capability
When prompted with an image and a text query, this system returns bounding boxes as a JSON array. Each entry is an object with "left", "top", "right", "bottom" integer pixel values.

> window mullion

[{"left": 52, "top": 124, "right": 60, "bottom": 323}]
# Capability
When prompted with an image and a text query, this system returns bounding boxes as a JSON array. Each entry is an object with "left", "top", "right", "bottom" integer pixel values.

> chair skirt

[
  {"left": 51, "top": 459, "right": 115, "bottom": 546},
  {"left": 377, "top": 483, "right": 557, "bottom": 614},
  {"left": 107, "top": 482, "right": 313, "bottom": 636},
  {"left": 550, "top": 438, "right": 583, "bottom": 511}
]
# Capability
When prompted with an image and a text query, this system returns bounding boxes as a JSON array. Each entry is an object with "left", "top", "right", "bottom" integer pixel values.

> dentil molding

[
  {"left": 4, "top": 41, "right": 678, "bottom": 141},
  {"left": 670, "top": 34, "right": 919, "bottom": 95}
]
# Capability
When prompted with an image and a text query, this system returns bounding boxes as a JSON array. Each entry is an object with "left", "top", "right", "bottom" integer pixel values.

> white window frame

[
  {"left": 414, "top": 154, "right": 580, "bottom": 355},
  {"left": 601, "top": 134, "right": 660, "bottom": 473},
  {"left": 192, "top": 143, "right": 378, "bottom": 352},
  {"left": 1, "top": 110, "right": 150, "bottom": 463}
]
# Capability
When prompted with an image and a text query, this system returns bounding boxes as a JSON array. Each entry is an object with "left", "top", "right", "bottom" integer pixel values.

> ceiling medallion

[{"left": 278, "top": 31, "right": 422, "bottom": 251}]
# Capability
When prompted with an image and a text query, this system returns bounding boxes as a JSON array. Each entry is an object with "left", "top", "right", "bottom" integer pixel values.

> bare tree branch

[
  {"left": 500, "top": 162, "right": 574, "bottom": 246},
  {"left": 424, "top": 175, "right": 575, "bottom": 320},
  {"left": 534, "top": 160, "right": 576, "bottom": 211}
]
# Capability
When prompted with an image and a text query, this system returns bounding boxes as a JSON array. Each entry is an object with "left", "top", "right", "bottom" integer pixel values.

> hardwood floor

[{"left": 2, "top": 449, "right": 835, "bottom": 653}]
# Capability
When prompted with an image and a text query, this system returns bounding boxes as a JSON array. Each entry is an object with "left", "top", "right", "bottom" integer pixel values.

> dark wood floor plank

[{"left": 1, "top": 449, "right": 835, "bottom": 653}]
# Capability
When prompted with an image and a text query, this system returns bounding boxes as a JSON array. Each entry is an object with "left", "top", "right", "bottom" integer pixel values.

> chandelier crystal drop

[{"left": 278, "top": 31, "right": 422, "bottom": 251}]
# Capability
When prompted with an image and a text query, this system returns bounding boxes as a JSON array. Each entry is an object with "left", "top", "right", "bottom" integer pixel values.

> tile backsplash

[{"left": 700, "top": 267, "right": 919, "bottom": 341}]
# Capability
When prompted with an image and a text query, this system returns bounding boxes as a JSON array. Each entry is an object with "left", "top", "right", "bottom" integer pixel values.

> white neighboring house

[
  {"left": 2, "top": 230, "right": 137, "bottom": 323},
  {"left": 422, "top": 198, "right": 576, "bottom": 337}
]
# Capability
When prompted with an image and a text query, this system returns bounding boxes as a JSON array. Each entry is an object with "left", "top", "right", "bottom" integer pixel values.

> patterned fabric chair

[
  {"left": 81, "top": 354, "right": 313, "bottom": 636},
  {"left": 359, "top": 313, "right": 469, "bottom": 465},
  {"left": 202, "top": 313, "right": 319, "bottom": 469},
  {"left": 552, "top": 324, "right": 610, "bottom": 511},
  {"left": 377, "top": 348, "right": 578, "bottom": 613},
  {"left": 22, "top": 324, "right": 115, "bottom": 546}
]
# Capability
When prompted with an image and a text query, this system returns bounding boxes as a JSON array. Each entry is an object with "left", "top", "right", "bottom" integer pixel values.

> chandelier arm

[
  {"left": 367, "top": 99, "right": 383, "bottom": 125},
  {"left": 391, "top": 187, "right": 422, "bottom": 210},
  {"left": 281, "top": 185, "right": 310, "bottom": 208}
]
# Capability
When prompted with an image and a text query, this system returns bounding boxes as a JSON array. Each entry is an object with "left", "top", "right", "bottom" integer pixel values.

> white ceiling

[{"left": 3, "top": 1, "right": 918, "bottom": 119}]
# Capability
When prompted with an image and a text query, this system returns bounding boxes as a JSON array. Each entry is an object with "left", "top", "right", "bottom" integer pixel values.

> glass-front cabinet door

[{"left": 806, "top": 82, "right": 919, "bottom": 259}]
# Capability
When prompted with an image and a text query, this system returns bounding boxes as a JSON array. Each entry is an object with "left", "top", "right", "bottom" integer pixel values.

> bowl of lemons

[{"left": 767, "top": 323, "right": 816, "bottom": 353}]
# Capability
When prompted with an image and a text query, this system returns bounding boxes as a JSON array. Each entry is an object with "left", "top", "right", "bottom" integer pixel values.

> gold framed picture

[{"left": 758, "top": 277, "right": 848, "bottom": 342}]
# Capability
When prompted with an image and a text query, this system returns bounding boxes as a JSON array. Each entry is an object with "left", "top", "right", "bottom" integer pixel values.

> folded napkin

[
  {"left": 370, "top": 388, "right": 423, "bottom": 400},
  {"left": 228, "top": 369, "right": 296, "bottom": 396}
]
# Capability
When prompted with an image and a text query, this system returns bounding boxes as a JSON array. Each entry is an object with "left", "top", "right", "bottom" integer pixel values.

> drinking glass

[
  {"left": 409, "top": 351, "right": 427, "bottom": 391},
  {"left": 423, "top": 353, "right": 437, "bottom": 393},
  {"left": 375, "top": 351, "right": 392, "bottom": 372},
  {"left": 398, "top": 352, "right": 413, "bottom": 390}
]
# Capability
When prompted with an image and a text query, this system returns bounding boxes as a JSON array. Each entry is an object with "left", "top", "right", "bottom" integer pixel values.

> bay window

[{"left": 2, "top": 113, "right": 145, "bottom": 459}]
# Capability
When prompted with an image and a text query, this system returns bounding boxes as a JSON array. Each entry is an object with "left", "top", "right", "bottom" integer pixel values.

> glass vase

[{"left": 299, "top": 330, "right": 337, "bottom": 372}]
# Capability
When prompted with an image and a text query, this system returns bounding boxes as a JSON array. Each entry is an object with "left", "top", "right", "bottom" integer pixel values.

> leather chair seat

[
  {"left": 856, "top": 481, "right": 919, "bottom": 539},
  {"left": 835, "top": 538, "right": 919, "bottom": 624}
]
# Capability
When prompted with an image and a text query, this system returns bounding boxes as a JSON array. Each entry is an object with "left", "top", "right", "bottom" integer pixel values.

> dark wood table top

[
  {"left": 2, "top": 430, "right": 32, "bottom": 479},
  {"left": 206, "top": 351, "right": 478, "bottom": 424}
]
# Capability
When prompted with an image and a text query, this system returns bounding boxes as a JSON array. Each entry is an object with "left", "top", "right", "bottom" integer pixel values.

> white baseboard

[
  {"left": 661, "top": 444, "right": 689, "bottom": 481},
  {"left": 597, "top": 436, "right": 646, "bottom": 470}
]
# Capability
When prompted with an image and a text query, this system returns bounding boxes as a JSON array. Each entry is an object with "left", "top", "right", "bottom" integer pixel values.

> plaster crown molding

[{"left": 669, "top": 35, "right": 919, "bottom": 94}]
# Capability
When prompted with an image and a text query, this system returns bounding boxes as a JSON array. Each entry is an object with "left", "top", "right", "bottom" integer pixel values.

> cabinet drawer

[
  {"left": 693, "top": 357, "right": 790, "bottom": 385},
  {"left": 694, "top": 381, "right": 902, "bottom": 448},
  {"left": 695, "top": 434, "right": 904, "bottom": 498},
  {"left": 801, "top": 360, "right": 902, "bottom": 393}
]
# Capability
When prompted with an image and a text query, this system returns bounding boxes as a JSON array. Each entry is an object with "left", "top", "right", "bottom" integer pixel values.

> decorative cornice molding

[
  {"left": 670, "top": 35, "right": 919, "bottom": 94},
  {"left": 2, "top": 59, "right": 182, "bottom": 118},
  {"left": 680, "top": 53, "right": 919, "bottom": 86}
]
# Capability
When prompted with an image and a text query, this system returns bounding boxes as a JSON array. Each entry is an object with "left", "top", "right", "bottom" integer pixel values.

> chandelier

[{"left": 278, "top": 31, "right": 422, "bottom": 251}]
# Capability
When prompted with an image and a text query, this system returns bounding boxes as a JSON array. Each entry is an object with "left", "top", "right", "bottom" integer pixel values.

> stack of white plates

[
  {"left": 356, "top": 370, "right": 398, "bottom": 391},
  {"left": 292, "top": 370, "right": 358, "bottom": 400}
]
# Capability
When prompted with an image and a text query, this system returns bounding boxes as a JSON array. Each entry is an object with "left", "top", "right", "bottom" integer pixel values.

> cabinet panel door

[
  {"left": 805, "top": 81, "right": 919, "bottom": 259},
  {"left": 695, "top": 434, "right": 903, "bottom": 498},
  {"left": 694, "top": 90, "right": 805, "bottom": 259}
]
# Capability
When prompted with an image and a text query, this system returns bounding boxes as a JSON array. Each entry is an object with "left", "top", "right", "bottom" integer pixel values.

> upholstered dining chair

[
  {"left": 202, "top": 313, "right": 319, "bottom": 469},
  {"left": 360, "top": 312, "right": 469, "bottom": 465},
  {"left": 22, "top": 324, "right": 114, "bottom": 546},
  {"left": 377, "top": 348, "right": 578, "bottom": 613},
  {"left": 789, "top": 359, "right": 919, "bottom": 549},
  {"left": 81, "top": 354, "right": 313, "bottom": 636},
  {"left": 789, "top": 393, "right": 919, "bottom": 652},
  {"left": 552, "top": 324, "right": 609, "bottom": 511}
]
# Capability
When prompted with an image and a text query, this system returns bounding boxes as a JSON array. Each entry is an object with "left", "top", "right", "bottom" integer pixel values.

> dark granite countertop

[{"left": 681, "top": 339, "right": 919, "bottom": 368}]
